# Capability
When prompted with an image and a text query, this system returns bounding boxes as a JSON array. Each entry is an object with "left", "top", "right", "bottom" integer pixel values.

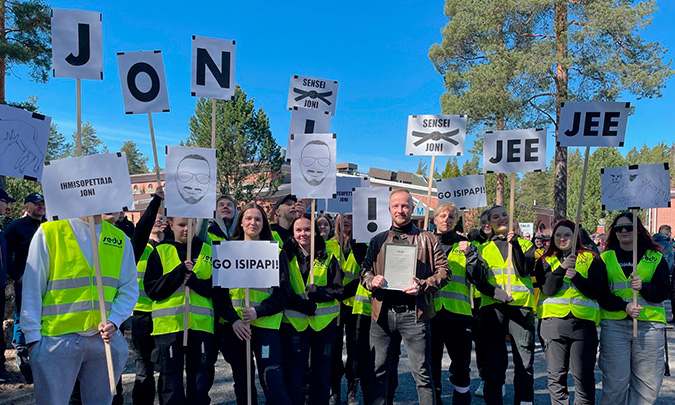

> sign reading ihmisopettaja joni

[
  {"left": 41, "top": 152, "right": 135, "bottom": 220},
  {"left": 212, "top": 240, "right": 280, "bottom": 289},
  {"left": 405, "top": 114, "right": 467, "bottom": 156},
  {"left": 287, "top": 75, "right": 339, "bottom": 116}
]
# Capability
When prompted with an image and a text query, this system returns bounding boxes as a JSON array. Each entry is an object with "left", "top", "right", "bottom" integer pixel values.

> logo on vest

[{"left": 102, "top": 236, "right": 123, "bottom": 248}]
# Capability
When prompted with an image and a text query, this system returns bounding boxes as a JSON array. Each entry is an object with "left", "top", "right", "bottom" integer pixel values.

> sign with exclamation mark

[
  {"left": 287, "top": 107, "right": 331, "bottom": 154},
  {"left": 352, "top": 186, "right": 392, "bottom": 243}
]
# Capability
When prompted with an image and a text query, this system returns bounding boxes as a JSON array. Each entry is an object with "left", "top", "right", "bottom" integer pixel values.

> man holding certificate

[{"left": 359, "top": 189, "right": 449, "bottom": 405}]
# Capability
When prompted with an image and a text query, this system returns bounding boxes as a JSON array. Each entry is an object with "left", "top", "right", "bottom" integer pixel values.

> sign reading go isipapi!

[
  {"left": 558, "top": 101, "right": 630, "bottom": 147},
  {"left": 483, "top": 128, "right": 547, "bottom": 173},
  {"left": 41, "top": 153, "right": 135, "bottom": 220},
  {"left": 405, "top": 115, "right": 467, "bottom": 156},
  {"left": 212, "top": 241, "right": 280, "bottom": 288},
  {"left": 436, "top": 174, "right": 487, "bottom": 210},
  {"left": 287, "top": 75, "right": 339, "bottom": 116}
]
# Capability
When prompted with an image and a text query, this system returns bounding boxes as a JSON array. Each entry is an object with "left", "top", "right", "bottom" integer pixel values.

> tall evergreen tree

[
  {"left": 70, "top": 122, "right": 104, "bottom": 156},
  {"left": 120, "top": 140, "right": 149, "bottom": 174}
]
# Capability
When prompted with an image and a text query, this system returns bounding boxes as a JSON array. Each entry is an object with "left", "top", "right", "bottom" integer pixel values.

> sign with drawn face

[
  {"left": 601, "top": 163, "right": 671, "bottom": 211},
  {"left": 190, "top": 35, "right": 236, "bottom": 100},
  {"left": 0, "top": 104, "right": 51, "bottom": 181},
  {"left": 287, "top": 75, "right": 339, "bottom": 116},
  {"left": 289, "top": 133, "right": 337, "bottom": 199},
  {"left": 483, "top": 128, "right": 547, "bottom": 173},
  {"left": 436, "top": 174, "right": 487, "bottom": 210},
  {"left": 165, "top": 145, "right": 217, "bottom": 218},
  {"left": 316, "top": 176, "right": 369, "bottom": 214},
  {"left": 52, "top": 8, "right": 103, "bottom": 80},
  {"left": 558, "top": 101, "right": 630, "bottom": 147},
  {"left": 117, "top": 50, "right": 170, "bottom": 114},
  {"left": 352, "top": 186, "right": 392, "bottom": 243},
  {"left": 405, "top": 114, "right": 467, "bottom": 156},
  {"left": 212, "top": 240, "right": 280, "bottom": 288},
  {"left": 41, "top": 152, "right": 135, "bottom": 220}
]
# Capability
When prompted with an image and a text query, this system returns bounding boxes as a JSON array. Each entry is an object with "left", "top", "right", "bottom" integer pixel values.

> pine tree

[{"left": 120, "top": 140, "right": 149, "bottom": 174}]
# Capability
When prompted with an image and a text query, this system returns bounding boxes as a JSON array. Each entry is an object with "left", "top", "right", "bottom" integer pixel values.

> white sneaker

[
  {"left": 475, "top": 381, "right": 484, "bottom": 397},
  {"left": 502, "top": 385, "right": 506, "bottom": 396}
]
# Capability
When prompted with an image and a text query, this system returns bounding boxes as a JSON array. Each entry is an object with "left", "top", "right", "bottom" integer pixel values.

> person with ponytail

[
  {"left": 535, "top": 219, "right": 605, "bottom": 404},
  {"left": 597, "top": 212, "right": 670, "bottom": 404}
]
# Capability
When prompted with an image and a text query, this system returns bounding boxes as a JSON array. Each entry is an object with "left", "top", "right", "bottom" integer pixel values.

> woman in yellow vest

[
  {"left": 535, "top": 219, "right": 605, "bottom": 404},
  {"left": 281, "top": 213, "right": 343, "bottom": 404},
  {"left": 597, "top": 213, "right": 669, "bottom": 405},
  {"left": 470, "top": 205, "right": 536, "bottom": 405},
  {"left": 144, "top": 217, "right": 215, "bottom": 405},
  {"left": 216, "top": 203, "right": 292, "bottom": 405},
  {"left": 330, "top": 214, "right": 369, "bottom": 404}
]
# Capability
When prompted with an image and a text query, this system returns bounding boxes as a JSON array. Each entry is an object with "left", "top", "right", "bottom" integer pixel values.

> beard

[
  {"left": 302, "top": 171, "right": 326, "bottom": 186},
  {"left": 178, "top": 187, "right": 205, "bottom": 204}
]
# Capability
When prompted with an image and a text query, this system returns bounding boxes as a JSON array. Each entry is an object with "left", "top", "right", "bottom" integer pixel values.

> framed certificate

[{"left": 382, "top": 243, "right": 418, "bottom": 290}]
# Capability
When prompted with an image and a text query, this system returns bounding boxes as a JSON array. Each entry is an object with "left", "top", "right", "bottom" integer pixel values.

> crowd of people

[{"left": 1, "top": 185, "right": 675, "bottom": 405}]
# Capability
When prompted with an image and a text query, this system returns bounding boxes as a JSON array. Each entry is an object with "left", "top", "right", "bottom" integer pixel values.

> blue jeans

[
  {"left": 13, "top": 280, "right": 27, "bottom": 354},
  {"left": 370, "top": 309, "right": 435, "bottom": 405}
]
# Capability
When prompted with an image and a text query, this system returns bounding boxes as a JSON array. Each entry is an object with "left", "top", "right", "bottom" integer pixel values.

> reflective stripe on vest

[
  {"left": 478, "top": 239, "right": 535, "bottom": 309},
  {"left": 352, "top": 283, "right": 372, "bottom": 316},
  {"left": 600, "top": 249, "right": 665, "bottom": 323},
  {"left": 539, "top": 252, "right": 600, "bottom": 324},
  {"left": 341, "top": 247, "right": 361, "bottom": 307},
  {"left": 41, "top": 220, "right": 125, "bottom": 337},
  {"left": 230, "top": 283, "right": 283, "bottom": 330},
  {"left": 134, "top": 244, "right": 154, "bottom": 312},
  {"left": 151, "top": 243, "right": 215, "bottom": 335},
  {"left": 283, "top": 255, "right": 339, "bottom": 332},
  {"left": 434, "top": 242, "right": 472, "bottom": 316}
]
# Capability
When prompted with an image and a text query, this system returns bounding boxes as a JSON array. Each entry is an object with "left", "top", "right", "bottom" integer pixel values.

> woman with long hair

[
  {"left": 281, "top": 213, "right": 343, "bottom": 404},
  {"left": 535, "top": 219, "right": 605, "bottom": 404},
  {"left": 217, "top": 202, "right": 292, "bottom": 404},
  {"left": 598, "top": 212, "right": 670, "bottom": 404}
]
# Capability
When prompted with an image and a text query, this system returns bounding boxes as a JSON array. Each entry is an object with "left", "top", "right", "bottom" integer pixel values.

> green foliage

[
  {"left": 70, "top": 122, "right": 105, "bottom": 156},
  {"left": 416, "top": 159, "right": 428, "bottom": 175},
  {"left": 46, "top": 123, "right": 71, "bottom": 160},
  {"left": 3, "top": 178, "right": 41, "bottom": 222},
  {"left": 186, "top": 86, "right": 284, "bottom": 203},
  {"left": 441, "top": 157, "right": 461, "bottom": 178},
  {"left": 120, "top": 140, "right": 149, "bottom": 174}
]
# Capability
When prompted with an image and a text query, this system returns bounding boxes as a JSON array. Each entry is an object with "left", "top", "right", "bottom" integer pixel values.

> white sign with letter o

[{"left": 117, "top": 50, "right": 170, "bottom": 114}]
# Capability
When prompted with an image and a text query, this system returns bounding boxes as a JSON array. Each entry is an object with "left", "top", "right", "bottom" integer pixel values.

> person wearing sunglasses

[
  {"left": 597, "top": 212, "right": 670, "bottom": 404},
  {"left": 535, "top": 219, "right": 605, "bottom": 404}
]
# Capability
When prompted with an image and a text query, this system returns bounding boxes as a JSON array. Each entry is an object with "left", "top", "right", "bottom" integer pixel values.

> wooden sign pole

[
  {"left": 506, "top": 173, "right": 516, "bottom": 294},
  {"left": 632, "top": 209, "right": 639, "bottom": 337},
  {"left": 339, "top": 215, "right": 345, "bottom": 269},
  {"left": 211, "top": 99, "right": 217, "bottom": 149},
  {"left": 462, "top": 210, "right": 474, "bottom": 309},
  {"left": 423, "top": 155, "right": 436, "bottom": 230},
  {"left": 76, "top": 79, "right": 82, "bottom": 156},
  {"left": 184, "top": 219, "right": 193, "bottom": 346},
  {"left": 570, "top": 146, "right": 591, "bottom": 253},
  {"left": 245, "top": 288, "right": 252, "bottom": 405},
  {"left": 86, "top": 216, "right": 117, "bottom": 395},
  {"left": 310, "top": 200, "right": 316, "bottom": 284},
  {"left": 147, "top": 113, "right": 165, "bottom": 213}
]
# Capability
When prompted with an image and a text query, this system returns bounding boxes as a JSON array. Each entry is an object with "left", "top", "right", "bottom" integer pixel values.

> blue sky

[{"left": 8, "top": 1, "right": 675, "bottom": 175}]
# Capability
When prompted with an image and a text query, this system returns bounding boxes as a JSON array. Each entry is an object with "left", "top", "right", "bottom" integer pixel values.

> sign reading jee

[
  {"left": 483, "top": 128, "right": 547, "bottom": 173},
  {"left": 558, "top": 101, "right": 630, "bottom": 147},
  {"left": 405, "top": 115, "right": 467, "bottom": 156}
]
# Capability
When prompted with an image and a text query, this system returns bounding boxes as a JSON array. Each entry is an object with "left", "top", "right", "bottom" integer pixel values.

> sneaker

[
  {"left": 329, "top": 393, "right": 341, "bottom": 405},
  {"left": 502, "top": 385, "right": 506, "bottom": 396},
  {"left": 475, "top": 381, "right": 484, "bottom": 397},
  {"left": 347, "top": 381, "right": 359, "bottom": 405}
]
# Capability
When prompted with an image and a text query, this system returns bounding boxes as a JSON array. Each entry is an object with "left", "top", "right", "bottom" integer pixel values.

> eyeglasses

[
  {"left": 615, "top": 224, "right": 634, "bottom": 233},
  {"left": 177, "top": 171, "right": 210, "bottom": 184},
  {"left": 301, "top": 157, "right": 330, "bottom": 167}
]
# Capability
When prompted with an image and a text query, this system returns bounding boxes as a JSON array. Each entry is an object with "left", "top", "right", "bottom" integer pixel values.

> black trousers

[
  {"left": 470, "top": 299, "right": 485, "bottom": 378},
  {"left": 0, "top": 287, "right": 6, "bottom": 364},
  {"left": 222, "top": 322, "right": 291, "bottom": 405},
  {"left": 330, "top": 304, "right": 358, "bottom": 394},
  {"left": 155, "top": 330, "right": 214, "bottom": 405},
  {"left": 430, "top": 314, "right": 472, "bottom": 404},
  {"left": 131, "top": 311, "right": 157, "bottom": 404},
  {"left": 480, "top": 304, "right": 535, "bottom": 405},
  {"left": 540, "top": 317, "right": 598, "bottom": 405},
  {"left": 280, "top": 320, "right": 337, "bottom": 405}
]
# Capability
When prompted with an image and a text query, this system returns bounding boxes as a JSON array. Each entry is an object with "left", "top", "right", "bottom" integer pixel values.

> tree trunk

[
  {"left": 0, "top": 0, "right": 6, "bottom": 190},
  {"left": 495, "top": 118, "right": 505, "bottom": 205},
  {"left": 553, "top": 0, "right": 568, "bottom": 221}
]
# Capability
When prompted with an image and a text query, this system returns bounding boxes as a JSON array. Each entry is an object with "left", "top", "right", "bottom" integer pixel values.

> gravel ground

[{"left": 3, "top": 318, "right": 675, "bottom": 404}]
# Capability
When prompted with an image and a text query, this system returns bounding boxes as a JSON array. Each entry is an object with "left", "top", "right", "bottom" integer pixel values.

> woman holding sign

[
  {"left": 597, "top": 213, "right": 669, "bottom": 405},
  {"left": 281, "top": 213, "right": 343, "bottom": 404},
  {"left": 470, "top": 205, "right": 536, "bottom": 404},
  {"left": 535, "top": 219, "right": 605, "bottom": 404},
  {"left": 216, "top": 202, "right": 292, "bottom": 405}
]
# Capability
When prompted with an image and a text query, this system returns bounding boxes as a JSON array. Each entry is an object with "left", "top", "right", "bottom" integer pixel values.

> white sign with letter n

[
  {"left": 405, "top": 114, "right": 467, "bottom": 156},
  {"left": 601, "top": 163, "right": 671, "bottom": 211},
  {"left": 191, "top": 35, "right": 236, "bottom": 100},
  {"left": 41, "top": 152, "right": 135, "bottom": 220},
  {"left": 483, "top": 128, "right": 547, "bottom": 173},
  {"left": 212, "top": 241, "right": 280, "bottom": 288},
  {"left": 436, "top": 174, "right": 487, "bottom": 210},
  {"left": 52, "top": 8, "right": 103, "bottom": 80},
  {"left": 558, "top": 101, "right": 630, "bottom": 148},
  {"left": 117, "top": 50, "right": 170, "bottom": 114}
]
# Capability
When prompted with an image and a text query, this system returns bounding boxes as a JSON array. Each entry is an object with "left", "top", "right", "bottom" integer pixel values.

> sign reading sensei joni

[
  {"left": 60, "top": 176, "right": 114, "bottom": 197},
  {"left": 405, "top": 114, "right": 467, "bottom": 156}
]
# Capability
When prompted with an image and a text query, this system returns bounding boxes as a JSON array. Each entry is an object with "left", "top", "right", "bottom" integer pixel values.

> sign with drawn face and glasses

[
  {"left": 289, "top": 133, "right": 337, "bottom": 199},
  {"left": 165, "top": 145, "right": 217, "bottom": 218}
]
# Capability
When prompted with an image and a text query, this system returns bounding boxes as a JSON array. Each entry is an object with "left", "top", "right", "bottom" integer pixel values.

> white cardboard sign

[
  {"left": 483, "top": 128, "right": 547, "bottom": 173},
  {"left": 316, "top": 176, "right": 369, "bottom": 214},
  {"left": 352, "top": 187, "right": 392, "bottom": 243},
  {"left": 191, "top": 35, "right": 236, "bottom": 100},
  {"left": 0, "top": 105, "right": 51, "bottom": 181},
  {"left": 436, "top": 174, "right": 487, "bottom": 210},
  {"left": 289, "top": 133, "right": 337, "bottom": 199},
  {"left": 601, "top": 163, "right": 671, "bottom": 211},
  {"left": 405, "top": 114, "right": 467, "bottom": 156},
  {"left": 558, "top": 101, "right": 630, "bottom": 147},
  {"left": 287, "top": 75, "right": 338, "bottom": 116},
  {"left": 117, "top": 50, "right": 170, "bottom": 114},
  {"left": 42, "top": 153, "right": 135, "bottom": 220},
  {"left": 287, "top": 107, "right": 331, "bottom": 155},
  {"left": 212, "top": 241, "right": 280, "bottom": 288},
  {"left": 165, "top": 145, "right": 217, "bottom": 219},
  {"left": 51, "top": 8, "right": 103, "bottom": 80},
  {"left": 519, "top": 223, "right": 534, "bottom": 236}
]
